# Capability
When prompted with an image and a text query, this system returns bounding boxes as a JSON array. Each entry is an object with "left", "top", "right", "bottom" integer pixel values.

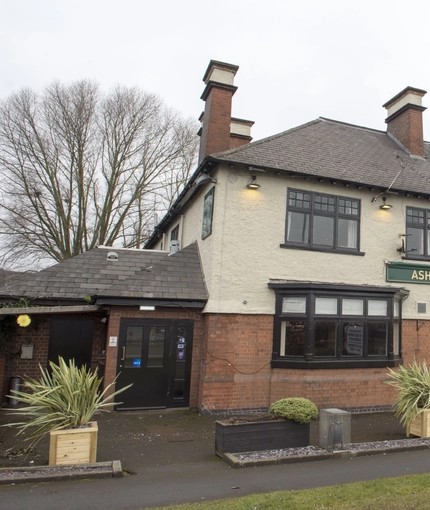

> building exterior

[
  {"left": 3, "top": 60, "right": 430, "bottom": 415},
  {"left": 145, "top": 60, "right": 430, "bottom": 413},
  {"left": 0, "top": 244, "right": 207, "bottom": 409}
]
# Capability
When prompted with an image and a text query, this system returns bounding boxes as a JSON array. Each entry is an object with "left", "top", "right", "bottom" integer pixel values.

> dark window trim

[
  {"left": 285, "top": 188, "right": 361, "bottom": 254},
  {"left": 170, "top": 224, "right": 179, "bottom": 241},
  {"left": 280, "top": 243, "right": 365, "bottom": 256},
  {"left": 270, "top": 282, "right": 405, "bottom": 370},
  {"left": 405, "top": 206, "right": 430, "bottom": 259}
]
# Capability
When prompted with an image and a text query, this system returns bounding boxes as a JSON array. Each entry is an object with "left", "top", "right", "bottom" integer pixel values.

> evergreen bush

[{"left": 269, "top": 397, "right": 319, "bottom": 424}]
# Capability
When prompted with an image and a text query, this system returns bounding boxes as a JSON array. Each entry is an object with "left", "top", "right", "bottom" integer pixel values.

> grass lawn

[{"left": 151, "top": 473, "right": 430, "bottom": 509}]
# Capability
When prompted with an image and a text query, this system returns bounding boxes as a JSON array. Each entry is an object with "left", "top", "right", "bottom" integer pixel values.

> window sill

[
  {"left": 280, "top": 244, "right": 365, "bottom": 256},
  {"left": 271, "top": 358, "right": 402, "bottom": 370},
  {"left": 402, "top": 255, "right": 430, "bottom": 262}
]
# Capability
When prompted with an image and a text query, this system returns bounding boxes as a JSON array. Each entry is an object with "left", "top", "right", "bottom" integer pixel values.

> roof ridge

[
  {"left": 208, "top": 119, "right": 323, "bottom": 159},
  {"left": 318, "top": 116, "right": 387, "bottom": 135}
]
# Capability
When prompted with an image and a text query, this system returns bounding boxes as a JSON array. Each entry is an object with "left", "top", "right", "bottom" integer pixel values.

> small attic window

[{"left": 107, "top": 251, "right": 119, "bottom": 261}]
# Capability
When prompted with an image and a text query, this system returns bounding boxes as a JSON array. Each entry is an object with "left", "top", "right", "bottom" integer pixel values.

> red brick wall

[
  {"left": 103, "top": 307, "right": 204, "bottom": 407},
  {"left": 229, "top": 134, "right": 252, "bottom": 149},
  {"left": 1, "top": 313, "right": 106, "bottom": 403},
  {"left": 199, "top": 314, "right": 430, "bottom": 413},
  {"left": 199, "top": 86, "right": 234, "bottom": 161},
  {"left": 387, "top": 107, "right": 424, "bottom": 156}
]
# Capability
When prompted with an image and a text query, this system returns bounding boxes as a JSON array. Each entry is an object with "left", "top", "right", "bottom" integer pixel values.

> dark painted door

[
  {"left": 48, "top": 318, "right": 94, "bottom": 368},
  {"left": 115, "top": 319, "right": 193, "bottom": 410}
]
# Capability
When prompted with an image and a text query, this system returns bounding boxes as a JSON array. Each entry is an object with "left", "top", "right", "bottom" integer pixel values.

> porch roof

[{"left": 0, "top": 242, "right": 208, "bottom": 305}]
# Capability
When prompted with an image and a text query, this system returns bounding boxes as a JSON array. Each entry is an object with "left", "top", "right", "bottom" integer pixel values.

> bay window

[{"left": 270, "top": 283, "right": 406, "bottom": 369}]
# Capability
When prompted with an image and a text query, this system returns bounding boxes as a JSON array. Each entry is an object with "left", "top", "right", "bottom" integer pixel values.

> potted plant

[
  {"left": 5, "top": 357, "right": 131, "bottom": 465},
  {"left": 215, "top": 397, "right": 318, "bottom": 455},
  {"left": 386, "top": 360, "right": 430, "bottom": 438}
]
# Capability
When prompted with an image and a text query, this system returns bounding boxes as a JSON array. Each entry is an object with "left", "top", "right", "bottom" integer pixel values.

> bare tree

[{"left": 0, "top": 81, "right": 198, "bottom": 267}]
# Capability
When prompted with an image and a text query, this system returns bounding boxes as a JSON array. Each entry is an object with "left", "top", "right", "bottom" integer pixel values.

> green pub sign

[{"left": 386, "top": 262, "right": 430, "bottom": 284}]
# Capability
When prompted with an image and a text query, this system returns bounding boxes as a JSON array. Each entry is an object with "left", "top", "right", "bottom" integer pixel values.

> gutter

[{"left": 0, "top": 305, "right": 102, "bottom": 315}]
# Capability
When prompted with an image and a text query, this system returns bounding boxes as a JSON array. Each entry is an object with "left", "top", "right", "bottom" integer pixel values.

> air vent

[
  {"left": 417, "top": 302, "right": 427, "bottom": 314},
  {"left": 107, "top": 251, "right": 118, "bottom": 261}
]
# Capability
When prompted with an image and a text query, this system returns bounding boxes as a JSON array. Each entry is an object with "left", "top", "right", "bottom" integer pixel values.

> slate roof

[
  {"left": 208, "top": 117, "right": 430, "bottom": 196},
  {"left": 0, "top": 242, "right": 208, "bottom": 304}
]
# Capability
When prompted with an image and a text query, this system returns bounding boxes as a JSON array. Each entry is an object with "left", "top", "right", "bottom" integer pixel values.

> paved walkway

[{"left": 1, "top": 409, "right": 430, "bottom": 510}]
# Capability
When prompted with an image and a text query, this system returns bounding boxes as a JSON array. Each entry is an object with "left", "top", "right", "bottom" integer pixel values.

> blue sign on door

[{"left": 133, "top": 358, "right": 141, "bottom": 367}]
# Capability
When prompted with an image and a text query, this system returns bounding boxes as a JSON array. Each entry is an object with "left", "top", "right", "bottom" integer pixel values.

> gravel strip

[{"left": 233, "top": 438, "right": 430, "bottom": 461}]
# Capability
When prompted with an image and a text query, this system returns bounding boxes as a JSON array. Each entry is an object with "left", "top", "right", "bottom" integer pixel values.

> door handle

[{"left": 121, "top": 347, "right": 125, "bottom": 361}]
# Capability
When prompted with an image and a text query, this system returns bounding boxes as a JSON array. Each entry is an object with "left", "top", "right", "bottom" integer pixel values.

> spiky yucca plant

[
  {"left": 6, "top": 357, "right": 131, "bottom": 442},
  {"left": 386, "top": 361, "right": 430, "bottom": 427}
]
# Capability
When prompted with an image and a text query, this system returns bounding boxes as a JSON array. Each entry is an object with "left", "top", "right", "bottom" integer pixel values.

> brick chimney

[
  {"left": 383, "top": 86, "right": 427, "bottom": 156},
  {"left": 198, "top": 60, "right": 253, "bottom": 162}
]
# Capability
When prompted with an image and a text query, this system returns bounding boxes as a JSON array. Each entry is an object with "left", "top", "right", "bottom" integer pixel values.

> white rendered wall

[{"left": 166, "top": 164, "right": 430, "bottom": 319}]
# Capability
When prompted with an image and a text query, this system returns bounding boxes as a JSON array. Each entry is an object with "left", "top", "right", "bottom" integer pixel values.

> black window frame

[
  {"left": 281, "top": 188, "right": 364, "bottom": 256},
  {"left": 270, "top": 283, "right": 404, "bottom": 370},
  {"left": 405, "top": 206, "right": 430, "bottom": 260}
]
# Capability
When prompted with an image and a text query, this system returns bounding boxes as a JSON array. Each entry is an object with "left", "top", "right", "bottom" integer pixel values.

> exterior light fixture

[
  {"left": 17, "top": 315, "right": 31, "bottom": 327},
  {"left": 380, "top": 197, "right": 393, "bottom": 210},
  {"left": 247, "top": 176, "right": 260, "bottom": 189}
]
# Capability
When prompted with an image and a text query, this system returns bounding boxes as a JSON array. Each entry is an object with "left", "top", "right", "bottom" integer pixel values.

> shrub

[
  {"left": 269, "top": 397, "right": 319, "bottom": 424},
  {"left": 5, "top": 357, "right": 132, "bottom": 442},
  {"left": 386, "top": 360, "right": 430, "bottom": 426}
]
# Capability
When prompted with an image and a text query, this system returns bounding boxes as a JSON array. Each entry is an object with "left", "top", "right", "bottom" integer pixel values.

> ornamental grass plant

[
  {"left": 386, "top": 360, "right": 430, "bottom": 427},
  {"left": 5, "top": 357, "right": 131, "bottom": 442},
  {"left": 269, "top": 397, "right": 319, "bottom": 424}
]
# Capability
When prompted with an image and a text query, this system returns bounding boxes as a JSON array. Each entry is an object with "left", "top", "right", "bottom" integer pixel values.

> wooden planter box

[
  {"left": 49, "top": 421, "right": 98, "bottom": 466},
  {"left": 215, "top": 418, "right": 310, "bottom": 455},
  {"left": 407, "top": 409, "right": 430, "bottom": 438}
]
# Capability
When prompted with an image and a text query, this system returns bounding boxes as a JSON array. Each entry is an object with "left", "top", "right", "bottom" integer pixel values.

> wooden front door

[{"left": 115, "top": 319, "right": 193, "bottom": 410}]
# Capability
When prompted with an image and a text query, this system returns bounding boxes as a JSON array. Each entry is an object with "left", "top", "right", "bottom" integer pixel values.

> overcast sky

[{"left": 2, "top": 0, "right": 430, "bottom": 142}]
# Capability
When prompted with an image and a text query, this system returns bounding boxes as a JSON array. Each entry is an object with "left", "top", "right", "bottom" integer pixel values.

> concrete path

[
  {"left": 1, "top": 409, "right": 429, "bottom": 509},
  {"left": 1, "top": 448, "right": 430, "bottom": 510}
]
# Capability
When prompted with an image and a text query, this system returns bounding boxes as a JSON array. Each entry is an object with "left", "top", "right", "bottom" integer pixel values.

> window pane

[
  {"left": 314, "top": 321, "right": 336, "bottom": 356},
  {"left": 342, "top": 299, "right": 363, "bottom": 315},
  {"left": 288, "top": 191, "right": 311, "bottom": 209},
  {"left": 407, "top": 208, "right": 425, "bottom": 225},
  {"left": 368, "top": 300, "right": 388, "bottom": 316},
  {"left": 313, "top": 216, "right": 334, "bottom": 246},
  {"left": 176, "top": 326, "right": 187, "bottom": 361},
  {"left": 281, "top": 321, "right": 305, "bottom": 356},
  {"left": 368, "top": 323, "right": 387, "bottom": 356},
  {"left": 407, "top": 227, "right": 424, "bottom": 255},
  {"left": 393, "top": 322, "right": 400, "bottom": 355},
  {"left": 147, "top": 326, "right": 165, "bottom": 367},
  {"left": 315, "top": 297, "right": 337, "bottom": 314},
  {"left": 314, "top": 195, "right": 335, "bottom": 212},
  {"left": 338, "top": 199, "right": 359, "bottom": 216},
  {"left": 342, "top": 322, "right": 363, "bottom": 356},
  {"left": 282, "top": 297, "right": 306, "bottom": 314},
  {"left": 124, "top": 326, "right": 143, "bottom": 368},
  {"left": 338, "top": 219, "right": 357, "bottom": 249},
  {"left": 287, "top": 212, "right": 309, "bottom": 243}
]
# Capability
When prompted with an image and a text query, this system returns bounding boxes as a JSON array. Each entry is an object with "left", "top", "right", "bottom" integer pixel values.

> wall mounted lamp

[
  {"left": 247, "top": 175, "right": 261, "bottom": 189},
  {"left": 380, "top": 197, "right": 393, "bottom": 210}
]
